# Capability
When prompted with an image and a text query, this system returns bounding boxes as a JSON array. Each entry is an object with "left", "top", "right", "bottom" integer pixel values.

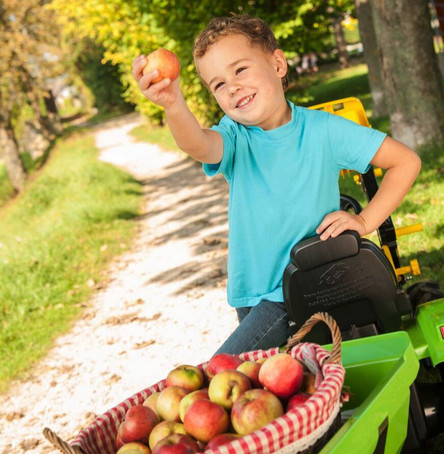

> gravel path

[{"left": 0, "top": 114, "right": 237, "bottom": 453}]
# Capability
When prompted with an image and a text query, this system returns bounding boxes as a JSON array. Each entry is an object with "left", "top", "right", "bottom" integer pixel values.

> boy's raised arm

[{"left": 132, "top": 55, "right": 223, "bottom": 164}]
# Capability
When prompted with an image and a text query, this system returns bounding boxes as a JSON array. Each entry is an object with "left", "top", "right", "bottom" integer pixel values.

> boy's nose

[{"left": 228, "top": 83, "right": 241, "bottom": 96}]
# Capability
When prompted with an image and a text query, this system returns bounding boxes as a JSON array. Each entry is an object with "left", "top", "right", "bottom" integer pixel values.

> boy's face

[{"left": 196, "top": 34, "right": 290, "bottom": 130}]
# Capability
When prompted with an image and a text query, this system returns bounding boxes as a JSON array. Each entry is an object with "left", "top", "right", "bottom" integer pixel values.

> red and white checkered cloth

[{"left": 70, "top": 343, "right": 345, "bottom": 454}]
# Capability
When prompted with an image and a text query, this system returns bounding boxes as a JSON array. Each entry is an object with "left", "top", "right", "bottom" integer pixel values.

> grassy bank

[{"left": 0, "top": 130, "right": 142, "bottom": 391}]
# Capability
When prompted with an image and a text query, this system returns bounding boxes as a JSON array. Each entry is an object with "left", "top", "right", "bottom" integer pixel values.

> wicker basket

[{"left": 44, "top": 312, "right": 345, "bottom": 454}]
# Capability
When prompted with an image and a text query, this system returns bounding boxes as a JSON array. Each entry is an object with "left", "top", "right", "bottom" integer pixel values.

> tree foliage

[
  {"left": 0, "top": 0, "right": 63, "bottom": 191},
  {"left": 50, "top": 0, "right": 355, "bottom": 125}
]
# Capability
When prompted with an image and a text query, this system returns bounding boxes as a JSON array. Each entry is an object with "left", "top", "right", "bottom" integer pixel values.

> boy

[{"left": 132, "top": 15, "right": 421, "bottom": 355}]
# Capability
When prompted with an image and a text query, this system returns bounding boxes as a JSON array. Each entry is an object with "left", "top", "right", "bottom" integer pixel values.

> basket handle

[
  {"left": 43, "top": 427, "right": 84, "bottom": 454},
  {"left": 284, "top": 312, "right": 342, "bottom": 364}
]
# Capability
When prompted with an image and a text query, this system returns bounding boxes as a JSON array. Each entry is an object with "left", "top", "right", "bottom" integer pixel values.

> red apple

[
  {"left": 258, "top": 353, "right": 304, "bottom": 398},
  {"left": 179, "top": 388, "right": 209, "bottom": 422},
  {"left": 208, "top": 369, "right": 251, "bottom": 410},
  {"left": 236, "top": 361, "right": 262, "bottom": 388},
  {"left": 116, "top": 442, "right": 151, "bottom": 453},
  {"left": 183, "top": 399, "right": 229, "bottom": 443},
  {"left": 142, "top": 48, "right": 180, "bottom": 84},
  {"left": 152, "top": 434, "right": 200, "bottom": 454},
  {"left": 231, "top": 388, "right": 284, "bottom": 436},
  {"left": 165, "top": 365, "right": 204, "bottom": 392},
  {"left": 143, "top": 392, "right": 161, "bottom": 418},
  {"left": 205, "top": 433, "right": 240, "bottom": 450},
  {"left": 286, "top": 392, "right": 310, "bottom": 412},
  {"left": 206, "top": 353, "right": 244, "bottom": 379},
  {"left": 149, "top": 420, "right": 187, "bottom": 451},
  {"left": 156, "top": 386, "right": 189, "bottom": 422},
  {"left": 120, "top": 405, "right": 159, "bottom": 444}
]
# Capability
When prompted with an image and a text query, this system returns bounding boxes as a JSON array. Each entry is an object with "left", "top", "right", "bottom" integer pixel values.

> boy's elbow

[{"left": 411, "top": 151, "right": 422, "bottom": 178}]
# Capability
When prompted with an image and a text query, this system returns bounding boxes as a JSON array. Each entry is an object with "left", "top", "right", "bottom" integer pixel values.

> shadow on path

[{"left": 138, "top": 153, "right": 230, "bottom": 297}]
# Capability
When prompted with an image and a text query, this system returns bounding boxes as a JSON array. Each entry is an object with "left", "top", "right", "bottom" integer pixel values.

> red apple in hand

[
  {"left": 142, "top": 48, "right": 180, "bottom": 84},
  {"left": 231, "top": 388, "right": 284, "bottom": 436},
  {"left": 236, "top": 361, "right": 262, "bottom": 388},
  {"left": 208, "top": 369, "right": 251, "bottom": 410},
  {"left": 120, "top": 405, "right": 159, "bottom": 444},
  {"left": 286, "top": 392, "right": 310, "bottom": 412},
  {"left": 179, "top": 388, "right": 209, "bottom": 422},
  {"left": 152, "top": 434, "right": 199, "bottom": 454},
  {"left": 206, "top": 353, "right": 244, "bottom": 379},
  {"left": 156, "top": 386, "right": 189, "bottom": 422},
  {"left": 149, "top": 420, "right": 187, "bottom": 450},
  {"left": 184, "top": 399, "right": 229, "bottom": 443},
  {"left": 166, "top": 365, "right": 204, "bottom": 392},
  {"left": 258, "top": 353, "right": 304, "bottom": 398},
  {"left": 117, "top": 442, "right": 151, "bottom": 453}
]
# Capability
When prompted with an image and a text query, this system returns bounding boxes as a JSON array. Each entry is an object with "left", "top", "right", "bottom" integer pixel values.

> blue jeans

[{"left": 214, "top": 300, "right": 291, "bottom": 355}]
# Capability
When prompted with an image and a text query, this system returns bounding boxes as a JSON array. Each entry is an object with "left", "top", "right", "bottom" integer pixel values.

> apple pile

[{"left": 115, "top": 353, "right": 316, "bottom": 454}]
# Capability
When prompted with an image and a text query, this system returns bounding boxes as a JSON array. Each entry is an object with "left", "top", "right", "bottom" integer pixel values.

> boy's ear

[{"left": 273, "top": 49, "right": 288, "bottom": 77}]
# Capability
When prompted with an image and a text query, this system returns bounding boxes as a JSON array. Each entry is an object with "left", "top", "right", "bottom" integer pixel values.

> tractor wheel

[{"left": 407, "top": 281, "right": 444, "bottom": 308}]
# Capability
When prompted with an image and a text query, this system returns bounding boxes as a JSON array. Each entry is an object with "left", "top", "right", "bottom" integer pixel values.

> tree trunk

[
  {"left": 0, "top": 122, "right": 26, "bottom": 193},
  {"left": 332, "top": 16, "right": 350, "bottom": 68},
  {"left": 355, "top": 0, "right": 388, "bottom": 117},
  {"left": 44, "top": 91, "right": 63, "bottom": 135},
  {"left": 371, "top": 0, "right": 444, "bottom": 149}
]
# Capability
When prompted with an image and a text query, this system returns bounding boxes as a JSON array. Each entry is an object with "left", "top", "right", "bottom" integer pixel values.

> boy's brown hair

[{"left": 193, "top": 15, "right": 288, "bottom": 91}]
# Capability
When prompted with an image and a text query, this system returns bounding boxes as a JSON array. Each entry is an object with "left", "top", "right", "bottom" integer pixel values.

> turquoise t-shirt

[{"left": 203, "top": 101, "right": 386, "bottom": 308}]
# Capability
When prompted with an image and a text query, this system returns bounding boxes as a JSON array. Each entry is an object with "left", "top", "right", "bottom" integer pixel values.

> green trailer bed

[{"left": 321, "top": 331, "right": 419, "bottom": 453}]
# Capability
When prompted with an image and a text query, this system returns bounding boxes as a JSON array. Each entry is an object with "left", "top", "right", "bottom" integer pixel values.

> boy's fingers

[
  {"left": 132, "top": 55, "right": 147, "bottom": 77},
  {"left": 316, "top": 212, "right": 335, "bottom": 234},
  {"left": 143, "top": 75, "right": 171, "bottom": 91}
]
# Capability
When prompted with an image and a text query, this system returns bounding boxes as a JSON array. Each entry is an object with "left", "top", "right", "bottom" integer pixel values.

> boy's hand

[
  {"left": 316, "top": 211, "right": 367, "bottom": 241},
  {"left": 132, "top": 55, "right": 181, "bottom": 108}
]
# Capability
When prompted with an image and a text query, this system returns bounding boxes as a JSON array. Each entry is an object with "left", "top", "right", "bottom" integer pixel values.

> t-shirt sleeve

[
  {"left": 327, "top": 113, "right": 387, "bottom": 173},
  {"left": 202, "top": 116, "right": 236, "bottom": 181}
]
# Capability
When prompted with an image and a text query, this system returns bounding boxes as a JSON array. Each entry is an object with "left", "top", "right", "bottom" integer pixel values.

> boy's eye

[
  {"left": 214, "top": 82, "right": 224, "bottom": 91},
  {"left": 236, "top": 67, "right": 246, "bottom": 75}
]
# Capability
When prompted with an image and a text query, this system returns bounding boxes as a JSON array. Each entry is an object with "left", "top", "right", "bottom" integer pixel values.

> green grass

[
  {"left": 0, "top": 163, "right": 15, "bottom": 204},
  {"left": 129, "top": 123, "right": 181, "bottom": 152},
  {"left": 0, "top": 131, "right": 142, "bottom": 391},
  {"left": 288, "top": 62, "right": 373, "bottom": 112}
]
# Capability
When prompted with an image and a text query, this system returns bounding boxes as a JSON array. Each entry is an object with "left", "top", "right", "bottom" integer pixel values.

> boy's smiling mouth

[{"left": 236, "top": 94, "right": 255, "bottom": 108}]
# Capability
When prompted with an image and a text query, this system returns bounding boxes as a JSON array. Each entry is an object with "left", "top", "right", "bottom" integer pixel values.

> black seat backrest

[{"left": 283, "top": 230, "right": 411, "bottom": 344}]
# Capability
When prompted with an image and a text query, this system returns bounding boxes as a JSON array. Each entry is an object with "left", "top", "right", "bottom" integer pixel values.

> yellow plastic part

[
  {"left": 382, "top": 245, "right": 396, "bottom": 269},
  {"left": 374, "top": 168, "right": 383, "bottom": 177},
  {"left": 395, "top": 260, "right": 421, "bottom": 277},
  {"left": 382, "top": 245, "right": 421, "bottom": 278},
  {"left": 395, "top": 223, "right": 423, "bottom": 237},
  {"left": 309, "top": 97, "right": 371, "bottom": 127}
]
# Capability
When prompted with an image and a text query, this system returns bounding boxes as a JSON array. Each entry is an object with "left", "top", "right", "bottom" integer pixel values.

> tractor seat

[{"left": 283, "top": 230, "right": 413, "bottom": 344}]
